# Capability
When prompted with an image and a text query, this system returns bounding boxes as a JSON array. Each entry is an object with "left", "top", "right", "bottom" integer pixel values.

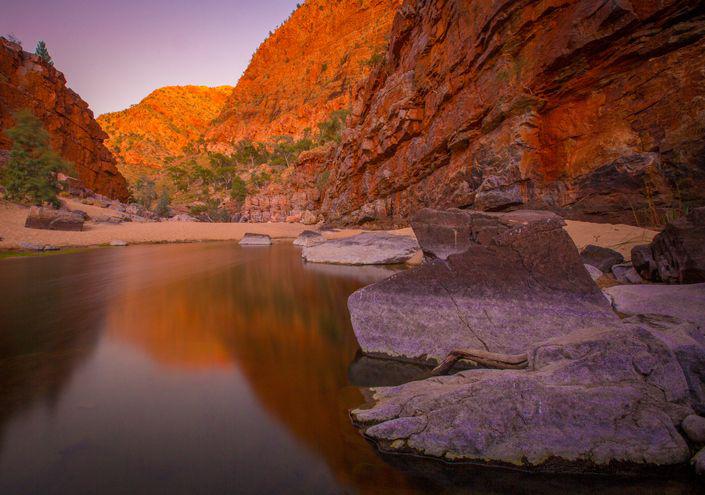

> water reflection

[{"left": 0, "top": 244, "right": 700, "bottom": 494}]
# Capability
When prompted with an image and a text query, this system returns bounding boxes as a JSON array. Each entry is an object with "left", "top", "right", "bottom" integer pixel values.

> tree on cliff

[
  {"left": 133, "top": 175, "right": 157, "bottom": 209},
  {"left": 154, "top": 188, "right": 171, "bottom": 218},
  {"left": 1, "top": 109, "right": 71, "bottom": 207},
  {"left": 34, "top": 40, "right": 53, "bottom": 66}
]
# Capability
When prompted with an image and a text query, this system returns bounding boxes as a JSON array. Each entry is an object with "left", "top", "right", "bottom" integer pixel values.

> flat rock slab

[
  {"left": 293, "top": 230, "right": 325, "bottom": 247},
  {"left": 302, "top": 232, "right": 419, "bottom": 265},
  {"left": 604, "top": 283, "right": 705, "bottom": 330},
  {"left": 349, "top": 209, "right": 617, "bottom": 363},
  {"left": 239, "top": 233, "right": 272, "bottom": 246},
  {"left": 352, "top": 323, "right": 696, "bottom": 473},
  {"left": 110, "top": 240, "right": 128, "bottom": 247},
  {"left": 25, "top": 206, "right": 84, "bottom": 231}
]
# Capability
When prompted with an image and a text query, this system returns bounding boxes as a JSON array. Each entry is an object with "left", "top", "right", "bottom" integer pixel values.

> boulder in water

[
  {"left": 352, "top": 322, "right": 697, "bottom": 472},
  {"left": 293, "top": 230, "right": 324, "bottom": 247},
  {"left": 302, "top": 232, "right": 419, "bottom": 265},
  {"left": 239, "top": 233, "right": 272, "bottom": 246},
  {"left": 348, "top": 209, "right": 617, "bottom": 364}
]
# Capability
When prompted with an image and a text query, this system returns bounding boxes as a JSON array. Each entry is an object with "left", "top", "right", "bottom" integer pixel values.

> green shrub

[
  {"left": 155, "top": 188, "right": 171, "bottom": 217},
  {"left": 230, "top": 176, "right": 248, "bottom": 203},
  {"left": 1, "top": 109, "right": 72, "bottom": 207},
  {"left": 34, "top": 40, "right": 53, "bottom": 66},
  {"left": 317, "top": 109, "right": 350, "bottom": 144},
  {"left": 133, "top": 175, "right": 157, "bottom": 209}
]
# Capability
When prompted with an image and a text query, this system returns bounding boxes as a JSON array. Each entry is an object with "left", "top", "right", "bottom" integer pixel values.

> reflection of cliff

[
  {"left": 103, "top": 245, "right": 415, "bottom": 493},
  {"left": 0, "top": 254, "right": 107, "bottom": 450}
]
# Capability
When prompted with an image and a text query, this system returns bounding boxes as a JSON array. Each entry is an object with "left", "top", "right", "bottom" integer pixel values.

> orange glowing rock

[{"left": 98, "top": 85, "right": 232, "bottom": 169}]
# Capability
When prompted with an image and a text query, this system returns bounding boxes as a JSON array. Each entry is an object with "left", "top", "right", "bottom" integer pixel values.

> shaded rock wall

[
  {"left": 0, "top": 38, "right": 128, "bottom": 200},
  {"left": 320, "top": 0, "right": 705, "bottom": 226}
]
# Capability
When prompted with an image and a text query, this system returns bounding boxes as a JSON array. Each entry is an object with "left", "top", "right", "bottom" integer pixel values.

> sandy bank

[{"left": 0, "top": 200, "right": 656, "bottom": 257}]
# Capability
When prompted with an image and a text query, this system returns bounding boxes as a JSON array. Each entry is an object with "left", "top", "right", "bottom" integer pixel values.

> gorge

[{"left": 2, "top": 0, "right": 705, "bottom": 492}]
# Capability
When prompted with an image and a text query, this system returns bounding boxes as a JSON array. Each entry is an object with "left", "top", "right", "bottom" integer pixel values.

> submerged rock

[
  {"left": 302, "top": 232, "right": 419, "bottom": 265},
  {"left": 239, "top": 233, "right": 272, "bottom": 246},
  {"left": 348, "top": 209, "right": 616, "bottom": 364},
  {"left": 352, "top": 322, "right": 698, "bottom": 473},
  {"left": 293, "top": 230, "right": 324, "bottom": 247},
  {"left": 25, "top": 206, "right": 84, "bottom": 232}
]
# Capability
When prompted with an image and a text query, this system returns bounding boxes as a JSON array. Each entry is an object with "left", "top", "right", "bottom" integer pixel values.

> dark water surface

[{"left": 0, "top": 243, "right": 700, "bottom": 494}]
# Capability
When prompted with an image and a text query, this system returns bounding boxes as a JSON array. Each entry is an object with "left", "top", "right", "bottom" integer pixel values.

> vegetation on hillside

[
  {"left": 1, "top": 109, "right": 73, "bottom": 207},
  {"left": 117, "top": 108, "right": 350, "bottom": 219}
]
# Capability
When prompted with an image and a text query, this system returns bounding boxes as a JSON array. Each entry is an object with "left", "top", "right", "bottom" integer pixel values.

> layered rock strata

[{"left": 320, "top": 0, "right": 705, "bottom": 225}]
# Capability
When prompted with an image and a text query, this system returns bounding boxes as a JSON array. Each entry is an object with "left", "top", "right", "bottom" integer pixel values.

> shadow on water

[{"left": 0, "top": 243, "right": 701, "bottom": 494}]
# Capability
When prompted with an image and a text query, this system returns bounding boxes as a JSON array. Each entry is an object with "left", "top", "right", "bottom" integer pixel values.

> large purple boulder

[
  {"left": 351, "top": 321, "right": 699, "bottom": 472},
  {"left": 348, "top": 208, "right": 617, "bottom": 364}
]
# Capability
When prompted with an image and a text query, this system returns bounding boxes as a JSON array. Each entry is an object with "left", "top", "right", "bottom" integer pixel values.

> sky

[{"left": 1, "top": 0, "right": 300, "bottom": 115}]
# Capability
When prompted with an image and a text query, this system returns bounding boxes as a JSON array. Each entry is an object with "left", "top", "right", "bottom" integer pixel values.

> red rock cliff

[
  {"left": 98, "top": 85, "right": 232, "bottom": 169},
  {"left": 320, "top": 0, "right": 705, "bottom": 225},
  {"left": 0, "top": 38, "right": 128, "bottom": 200},
  {"left": 206, "top": 0, "right": 403, "bottom": 147}
]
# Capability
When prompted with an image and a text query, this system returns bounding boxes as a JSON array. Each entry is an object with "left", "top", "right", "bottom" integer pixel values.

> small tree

[
  {"left": 155, "top": 188, "right": 171, "bottom": 217},
  {"left": 230, "top": 176, "right": 248, "bottom": 204},
  {"left": 133, "top": 175, "right": 157, "bottom": 209},
  {"left": 1, "top": 109, "right": 71, "bottom": 207},
  {"left": 34, "top": 40, "right": 53, "bottom": 66}
]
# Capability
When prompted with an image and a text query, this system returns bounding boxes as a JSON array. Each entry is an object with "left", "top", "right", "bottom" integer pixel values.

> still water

[{"left": 0, "top": 243, "right": 700, "bottom": 494}]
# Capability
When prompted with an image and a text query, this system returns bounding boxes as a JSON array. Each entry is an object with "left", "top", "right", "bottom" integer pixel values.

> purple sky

[{"left": 1, "top": 0, "right": 300, "bottom": 115}]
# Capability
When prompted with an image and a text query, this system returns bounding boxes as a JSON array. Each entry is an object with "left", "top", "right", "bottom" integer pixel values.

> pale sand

[{"left": 0, "top": 200, "right": 657, "bottom": 259}]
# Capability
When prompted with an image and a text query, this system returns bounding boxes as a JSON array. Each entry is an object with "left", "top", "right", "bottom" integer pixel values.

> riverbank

[{"left": 0, "top": 200, "right": 657, "bottom": 256}]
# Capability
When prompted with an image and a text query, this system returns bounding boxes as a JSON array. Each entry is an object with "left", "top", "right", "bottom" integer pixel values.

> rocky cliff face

[
  {"left": 319, "top": 0, "right": 705, "bottom": 226},
  {"left": 0, "top": 38, "right": 128, "bottom": 200},
  {"left": 206, "top": 0, "right": 403, "bottom": 147},
  {"left": 98, "top": 85, "right": 232, "bottom": 169}
]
